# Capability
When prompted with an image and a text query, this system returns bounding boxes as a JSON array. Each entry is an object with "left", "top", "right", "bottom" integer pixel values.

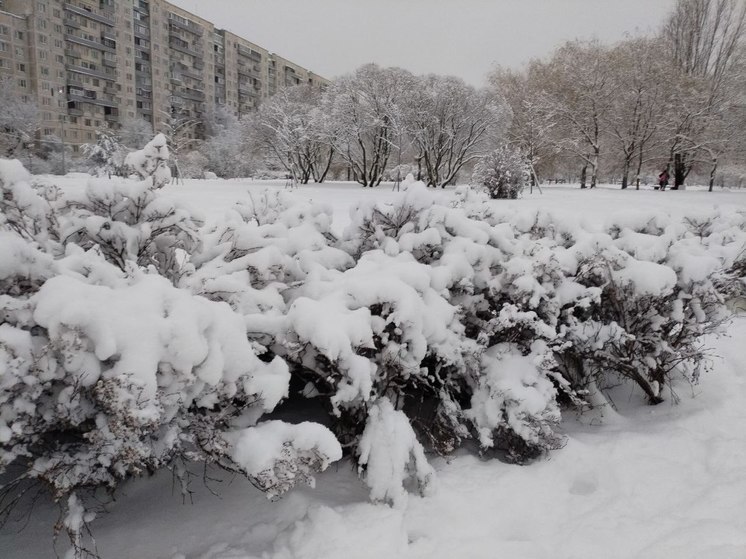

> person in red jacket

[{"left": 658, "top": 168, "right": 670, "bottom": 191}]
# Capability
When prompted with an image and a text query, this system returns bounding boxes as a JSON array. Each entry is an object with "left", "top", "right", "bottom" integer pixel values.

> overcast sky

[{"left": 170, "top": 0, "right": 676, "bottom": 85}]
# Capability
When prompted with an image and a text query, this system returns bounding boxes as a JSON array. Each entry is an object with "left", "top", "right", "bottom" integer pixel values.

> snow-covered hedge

[
  {"left": 2, "top": 147, "right": 745, "bottom": 551},
  {"left": 0, "top": 151, "right": 342, "bottom": 555}
]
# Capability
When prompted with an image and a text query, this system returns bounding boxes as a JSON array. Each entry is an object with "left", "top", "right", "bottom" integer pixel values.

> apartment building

[{"left": 1, "top": 0, "right": 329, "bottom": 152}]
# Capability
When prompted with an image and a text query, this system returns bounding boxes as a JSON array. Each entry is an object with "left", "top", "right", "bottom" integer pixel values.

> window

[
  {"left": 0, "top": 42, "right": 7, "bottom": 52},
  {"left": 0, "top": 25, "right": 8, "bottom": 36},
  {"left": 39, "top": 34, "right": 47, "bottom": 44},
  {"left": 15, "top": 31, "right": 24, "bottom": 40},
  {"left": 85, "top": 119, "right": 91, "bottom": 126},
  {"left": 18, "top": 79, "right": 27, "bottom": 88}
]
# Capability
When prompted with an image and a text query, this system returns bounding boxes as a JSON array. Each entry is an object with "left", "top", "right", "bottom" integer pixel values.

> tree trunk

[
  {"left": 672, "top": 153, "right": 686, "bottom": 190},
  {"left": 709, "top": 156, "right": 717, "bottom": 192},
  {"left": 621, "top": 157, "right": 630, "bottom": 189},
  {"left": 590, "top": 148, "right": 599, "bottom": 189},
  {"left": 635, "top": 144, "right": 644, "bottom": 190},
  {"left": 580, "top": 164, "right": 587, "bottom": 189}
]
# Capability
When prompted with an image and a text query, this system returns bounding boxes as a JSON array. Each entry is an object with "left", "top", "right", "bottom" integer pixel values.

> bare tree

[
  {"left": 404, "top": 75, "right": 507, "bottom": 188},
  {"left": 537, "top": 40, "right": 613, "bottom": 188},
  {"left": 490, "top": 64, "right": 558, "bottom": 185},
  {"left": 604, "top": 37, "right": 670, "bottom": 189},
  {"left": 662, "top": 0, "right": 746, "bottom": 188},
  {"left": 254, "top": 85, "right": 333, "bottom": 184},
  {"left": 323, "top": 64, "right": 415, "bottom": 187}
]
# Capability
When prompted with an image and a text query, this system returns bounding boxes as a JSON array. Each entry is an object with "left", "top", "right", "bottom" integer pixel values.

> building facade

[{"left": 0, "top": 0, "right": 329, "bottom": 152}]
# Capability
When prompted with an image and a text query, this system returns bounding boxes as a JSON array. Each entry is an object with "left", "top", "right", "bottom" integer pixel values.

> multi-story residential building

[{"left": 1, "top": 0, "right": 329, "bottom": 153}]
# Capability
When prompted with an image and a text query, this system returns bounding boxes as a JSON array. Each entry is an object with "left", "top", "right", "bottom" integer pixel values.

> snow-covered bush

[
  {"left": 340, "top": 185, "right": 578, "bottom": 460},
  {"left": 82, "top": 131, "right": 128, "bottom": 178},
  {"left": 473, "top": 145, "right": 530, "bottom": 199},
  {"left": 0, "top": 158, "right": 343, "bottom": 556},
  {"left": 58, "top": 177, "right": 202, "bottom": 282},
  {"left": 123, "top": 133, "right": 171, "bottom": 187}
]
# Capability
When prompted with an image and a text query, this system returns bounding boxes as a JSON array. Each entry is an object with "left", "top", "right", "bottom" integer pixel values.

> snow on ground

[
  {"left": 2, "top": 176, "right": 746, "bottom": 558},
  {"left": 34, "top": 175, "right": 746, "bottom": 234}
]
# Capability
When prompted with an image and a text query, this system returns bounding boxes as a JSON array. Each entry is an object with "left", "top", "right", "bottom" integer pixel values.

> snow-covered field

[{"left": 1, "top": 177, "right": 745, "bottom": 559}]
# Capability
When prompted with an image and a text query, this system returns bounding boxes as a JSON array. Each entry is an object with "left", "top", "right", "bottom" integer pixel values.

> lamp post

[{"left": 58, "top": 88, "right": 67, "bottom": 175}]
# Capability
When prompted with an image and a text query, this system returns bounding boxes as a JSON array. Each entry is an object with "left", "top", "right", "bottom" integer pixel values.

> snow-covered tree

[
  {"left": 118, "top": 117, "right": 155, "bottom": 150},
  {"left": 489, "top": 65, "right": 558, "bottom": 185},
  {"left": 324, "top": 64, "right": 415, "bottom": 187},
  {"left": 253, "top": 86, "right": 333, "bottom": 184},
  {"left": 604, "top": 37, "right": 670, "bottom": 189},
  {"left": 200, "top": 106, "right": 254, "bottom": 178},
  {"left": 536, "top": 40, "right": 613, "bottom": 189},
  {"left": 403, "top": 75, "right": 507, "bottom": 188},
  {"left": 0, "top": 76, "right": 39, "bottom": 158},
  {"left": 661, "top": 0, "right": 746, "bottom": 188}
]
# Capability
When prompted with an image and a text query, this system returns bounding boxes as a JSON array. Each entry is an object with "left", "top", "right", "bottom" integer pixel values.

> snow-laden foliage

[
  {"left": 0, "top": 150, "right": 343, "bottom": 556},
  {"left": 58, "top": 177, "right": 202, "bottom": 282},
  {"left": 2, "top": 150, "right": 745, "bottom": 555},
  {"left": 123, "top": 133, "right": 172, "bottom": 187},
  {"left": 81, "top": 131, "right": 128, "bottom": 178},
  {"left": 358, "top": 399, "right": 435, "bottom": 507},
  {"left": 473, "top": 145, "right": 530, "bottom": 199}
]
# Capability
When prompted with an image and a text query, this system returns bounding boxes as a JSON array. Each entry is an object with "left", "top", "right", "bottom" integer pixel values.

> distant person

[{"left": 658, "top": 168, "right": 669, "bottom": 191}]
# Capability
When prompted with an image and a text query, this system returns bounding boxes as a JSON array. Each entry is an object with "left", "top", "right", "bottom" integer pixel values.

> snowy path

[{"left": 1, "top": 177, "right": 745, "bottom": 558}]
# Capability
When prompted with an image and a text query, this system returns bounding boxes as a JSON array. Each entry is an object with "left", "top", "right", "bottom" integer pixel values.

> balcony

[
  {"left": 64, "top": 33, "right": 115, "bottom": 53},
  {"left": 68, "top": 107, "right": 83, "bottom": 116},
  {"left": 168, "top": 18, "right": 204, "bottom": 37},
  {"left": 237, "top": 45, "right": 261, "bottom": 62},
  {"left": 181, "top": 88, "right": 205, "bottom": 102},
  {"left": 104, "top": 84, "right": 117, "bottom": 95},
  {"left": 66, "top": 64, "right": 114, "bottom": 81},
  {"left": 64, "top": 3, "right": 115, "bottom": 27},
  {"left": 168, "top": 39, "right": 201, "bottom": 58},
  {"left": 104, "top": 112, "right": 119, "bottom": 122},
  {"left": 134, "top": 26, "right": 150, "bottom": 39},
  {"left": 63, "top": 16, "right": 80, "bottom": 29},
  {"left": 102, "top": 57, "right": 117, "bottom": 68}
]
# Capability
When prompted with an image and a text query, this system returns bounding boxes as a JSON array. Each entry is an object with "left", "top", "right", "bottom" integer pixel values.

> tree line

[
  {"left": 2, "top": 0, "right": 744, "bottom": 189},
  {"left": 203, "top": 0, "right": 745, "bottom": 190}
]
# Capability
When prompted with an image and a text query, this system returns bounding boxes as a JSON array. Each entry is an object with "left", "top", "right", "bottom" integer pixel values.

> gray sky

[{"left": 171, "top": 0, "right": 676, "bottom": 85}]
